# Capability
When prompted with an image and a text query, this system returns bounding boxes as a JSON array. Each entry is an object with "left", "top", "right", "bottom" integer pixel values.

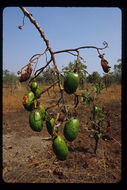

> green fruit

[
  {"left": 29, "top": 109, "right": 43, "bottom": 132},
  {"left": 52, "top": 136, "right": 68, "bottom": 161},
  {"left": 23, "top": 91, "right": 34, "bottom": 111},
  {"left": 64, "top": 117, "right": 79, "bottom": 142},
  {"left": 30, "top": 81, "right": 39, "bottom": 93},
  {"left": 46, "top": 118, "right": 56, "bottom": 135},
  {"left": 30, "top": 81, "right": 41, "bottom": 98},
  {"left": 35, "top": 87, "right": 41, "bottom": 98},
  {"left": 64, "top": 72, "right": 79, "bottom": 94},
  {"left": 38, "top": 104, "right": 46, "bottom": 121}
]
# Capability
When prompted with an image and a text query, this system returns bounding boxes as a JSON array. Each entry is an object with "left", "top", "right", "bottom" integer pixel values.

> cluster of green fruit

[
  {"left": 47, "top": 117, "right": 79, "bottom": 161},
  {"left": 22, "top": 71, "right": 79, "bottom": 161},
  {"left": 51, "top": 72, "right": 79, "bottom": 161},
  {"left": 23, "top": 81, "right": 46, "bottom": 132}
]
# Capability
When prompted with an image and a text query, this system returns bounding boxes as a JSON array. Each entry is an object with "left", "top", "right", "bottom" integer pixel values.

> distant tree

[
  {"left": 102, "top": 74, "right": 112, "bottom": 90},
  {"left": 3, "top": 69, "right": 10, "bottom": 83},
  {"left": 114, "top": 59, "right": 122, "bottom": 83},
  {"left": 42, "top": 66, "right": 56, "bottom": 84},
  {"left": 114, "top": 59, "right": 122, "bottom": 71},
  {"left": 36, "top": 74, "right": 44, "bottom": 84},
  {"left": 102, "top": 58, "right": 121, "bottom": 87},
  {"left": 87, "top": 71, "right": 101, "bottom": 84},
  {"left": 3, "top": 69, "right": 19, "bottom": 83},
  {"left": 3, "top": 69, "right": 10, "bottom": 77}
]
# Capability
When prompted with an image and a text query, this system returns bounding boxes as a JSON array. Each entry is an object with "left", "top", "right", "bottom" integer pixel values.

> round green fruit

[
  {"left": 23, "top": 91, "right": 34, "bottom": 111},
  {"left": 52, "top": 136, "right": 68, "bottom": 161},
  {"left": 64, "top": 117, "right": 79, "bottom": 142},
  {"left": 29, "top": 109, "right": 43, "bottom": 132},
  {"left": 30, "top": 81, "right": 41, "bottom": 98},
  {"left": 64, "top": 72, "right": 79, "bottom": 94},
  {"left": 30, "top": 81, "right": 39, "bottom": 93}
]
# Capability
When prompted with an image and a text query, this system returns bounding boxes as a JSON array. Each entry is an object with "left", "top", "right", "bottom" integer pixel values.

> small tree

[
  {"left": 113, "top": 59, "right": 122, "bottom": 84},
  {"left": 42, "top": 66, "right": 56, "bottom": 84},
  {"left": 87, "top": 71, "right": 101, "bottom": 84},
  {"left": 3, "top": 69, "right": 18, "bottom": 83},
  {"left": 103, "top": 74, "right": 112, "bottom": 90}
]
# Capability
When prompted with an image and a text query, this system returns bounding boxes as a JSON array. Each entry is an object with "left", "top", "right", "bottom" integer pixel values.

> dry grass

[
  {"left": 97, "top": 84, "right": 121, "bottom": 104},
  {"left": 2, "top": 83, "right": 121, "bottom": 115},
  {"left": 2, "top": 87, "right": 26, "bottom": 115},
  {"left": 2, "top": 84, "right": 55, "bottom": 115}
]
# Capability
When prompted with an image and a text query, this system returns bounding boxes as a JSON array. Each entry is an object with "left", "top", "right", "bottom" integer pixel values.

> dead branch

[
  {"left": 40, "top": 80, "right": 59, "bottom": 96},
  {"left": 20, "top": 7, "right": 59, "bottom": 74},
  {"left": 29, "top": 48, "right": 48, "bottom": 63},
  {"left": 28, "top": 58, "right": 53, "bottom": 83},
  {"left": 54, "top": 41, "right": 108, "bottom": 56},
  {"left": 66, "top": 51, "right": 86, "bottom": 63}
]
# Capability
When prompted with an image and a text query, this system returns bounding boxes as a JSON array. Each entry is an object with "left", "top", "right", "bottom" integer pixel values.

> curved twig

[
  {"left": 40, "top": 80, "right": 59, "bottom": 95},
  {"left": 29, "top": 48, "right": 48, "bottom": 63},
  {"left": 54, "top": 41, "right": 108, "bottom": 56},
  {"left": 28, "top": 58, "right": 53, "bottom": 83}
]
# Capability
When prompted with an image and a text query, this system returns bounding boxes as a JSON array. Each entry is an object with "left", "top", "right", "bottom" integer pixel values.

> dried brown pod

[
  {"left": 99, "top": 53, "right": 111, "bottom": 73},
  {"left": 18, "top": 25, "right": 23, "bottom": 30},
  {"left": 18, "top": 63, "right": 32, "bottom": 82}
]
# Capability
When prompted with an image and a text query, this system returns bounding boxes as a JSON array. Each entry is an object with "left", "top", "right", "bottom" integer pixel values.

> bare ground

[{"left": 2, "top": 85, "right": 121, "bottom": 183}]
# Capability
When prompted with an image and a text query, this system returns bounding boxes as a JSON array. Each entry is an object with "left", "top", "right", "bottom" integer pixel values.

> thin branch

[
  {"left": 20, "top": 7, "right": 59, "bottom": 74},
  {"left": 29, "top": 48, "right": 48, "bottom": 63},
  {"left": 75, "top": 50, "right": 80, "bottom": 71},
  {"left": 45, "top": 98, "right": 63, "bottom": 112},
  {"left": 22, "top": 14, "right": 25, "bottom": 26},
  {"left": 20, "top": 7, "right": 51, "bottom": 50},
  {"left": 53, "top": 41, "right": 108, "bottom": 56},
  {"left": 66, "top": 51, "right": 86, "bottom": 63},
  {"left": 28, "top": 58, "right": 53, "bottom": 83},
  {"left": 40, "top": 80, "right": 59, "bottom": 95}
]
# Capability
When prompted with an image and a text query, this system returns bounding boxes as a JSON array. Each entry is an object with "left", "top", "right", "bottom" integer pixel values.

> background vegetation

[{"left": 3, "top": 58, "right": 121, "bottom": 88}]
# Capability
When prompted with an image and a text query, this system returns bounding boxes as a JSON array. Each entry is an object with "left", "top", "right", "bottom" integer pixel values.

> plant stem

[{"left": 94, "top": 137, "right": 99, "bottom": 154}]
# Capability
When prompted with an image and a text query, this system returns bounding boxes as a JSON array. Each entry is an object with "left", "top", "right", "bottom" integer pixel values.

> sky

[{"left": 3, "top": 7, "right": 121, "bottom": 76}]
